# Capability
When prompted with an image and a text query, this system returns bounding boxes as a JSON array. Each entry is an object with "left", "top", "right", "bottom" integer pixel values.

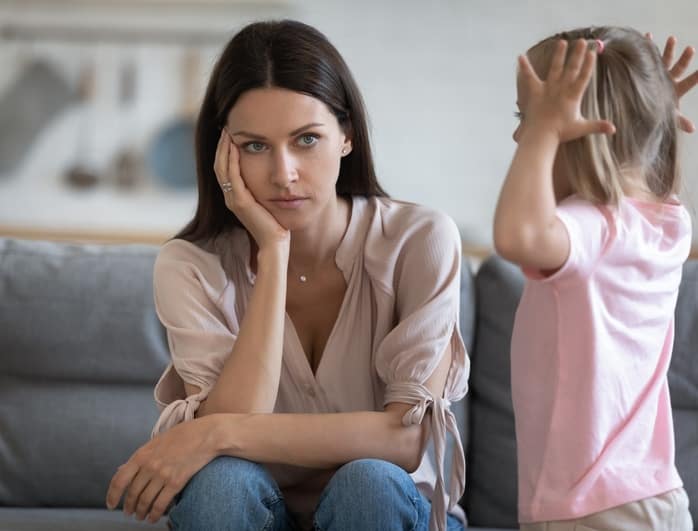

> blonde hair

[{"left": 527, "top": 26, "right": 679, "bottom": 205}]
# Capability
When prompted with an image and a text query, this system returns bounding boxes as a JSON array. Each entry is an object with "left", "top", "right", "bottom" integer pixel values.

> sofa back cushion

[
  {"left": 464, "top": 255, "right": 698, "bottom": 528},
  {"left": 671, "top": 260, "right": 698, "bottom": 524},
  {"left": 463, "top": 256, "right": 522, "bottom": 527},
  {"left": 0, "top": 238, "right": 169, "bottom": 507}
]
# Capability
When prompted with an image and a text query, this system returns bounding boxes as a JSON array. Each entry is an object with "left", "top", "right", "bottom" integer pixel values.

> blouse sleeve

[
  {"left": 374, "top": 209, "right": 469, "bottom": 531},
  {"left": 151, "top": 241, "right": 238, "bottom": 436}
]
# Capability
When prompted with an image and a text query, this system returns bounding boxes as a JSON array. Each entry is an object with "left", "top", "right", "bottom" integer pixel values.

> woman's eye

[
  {"left": 513, "top": 111, "right": 523, "bottom": 121},
  {"left": 297, "top": 134, "right": 319, "bottom": 147},
  {"left": 243, "top": 142, "right": 266, "bottom": 153}
]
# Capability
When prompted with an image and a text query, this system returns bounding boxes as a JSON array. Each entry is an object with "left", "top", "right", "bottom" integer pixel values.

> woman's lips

[{"left": 269, "top": 197, "right": 308, "bottom": 209}]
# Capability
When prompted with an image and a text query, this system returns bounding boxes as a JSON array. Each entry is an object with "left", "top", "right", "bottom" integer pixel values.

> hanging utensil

[
  {"left": 146, "top": 47, "right": 200, "bottom": 190},
  {"left": 64, "top": 60, "right": 100, "bottom": 190},
  {"left": 109, "top": 55, "right": 145, "bottom": 190}
]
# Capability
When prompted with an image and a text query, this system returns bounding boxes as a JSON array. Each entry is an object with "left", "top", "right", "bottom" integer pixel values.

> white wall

[
  {"left": 296, "top": 0, "right": 698, "bottom": 245},
  {"left": 1, "top": 0, "right": 696, "bottom": 244}
]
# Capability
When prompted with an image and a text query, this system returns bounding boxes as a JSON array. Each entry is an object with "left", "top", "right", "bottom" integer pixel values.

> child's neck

[{"left": 622, "top": 171, "right": 660, "bottom": 203}]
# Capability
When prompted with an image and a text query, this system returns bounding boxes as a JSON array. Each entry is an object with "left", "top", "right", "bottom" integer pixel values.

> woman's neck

[{"left": 288, "top": 196, "right": 351, "bottom": 275}]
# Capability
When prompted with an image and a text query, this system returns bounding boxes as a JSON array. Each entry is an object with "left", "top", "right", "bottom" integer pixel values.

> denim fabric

[{"left": 168, "top": 457, "right": 464, "bottom": 531}]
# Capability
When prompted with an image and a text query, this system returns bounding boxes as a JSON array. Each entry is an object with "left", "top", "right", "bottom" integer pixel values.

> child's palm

[{"left": 518, "top": 39, "right": 615, "bottom": 142}]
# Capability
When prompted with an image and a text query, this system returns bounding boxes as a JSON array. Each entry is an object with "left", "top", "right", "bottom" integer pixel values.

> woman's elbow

[{"left": 396, "top": 425, "right": 426, "bottom": 473}]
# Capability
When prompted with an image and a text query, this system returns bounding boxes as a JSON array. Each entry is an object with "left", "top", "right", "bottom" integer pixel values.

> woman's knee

[
  {"left": 329, "top": 458, "right": 416, "bottom": 497},
  {"left": 169, "top": 456, "right": 284, "bottom": 530},
  {"left": 314, "top": 459, "right": 423, "bottom": 529}
]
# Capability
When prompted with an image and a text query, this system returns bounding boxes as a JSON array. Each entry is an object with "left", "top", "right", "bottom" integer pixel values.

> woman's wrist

[
  {"left": 256, "top": 243, "right": 290, "bottom": 273},
  {"left": 206, "top": 413, "right": 242, "bottom": 456}
]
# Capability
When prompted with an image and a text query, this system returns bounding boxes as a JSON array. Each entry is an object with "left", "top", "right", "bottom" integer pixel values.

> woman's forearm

[
  {"left": 199, "top": 245, "right": 288, "bottom": 415},
  {"left": 209, "top": 406, "right": 426, "bottom": 473}
]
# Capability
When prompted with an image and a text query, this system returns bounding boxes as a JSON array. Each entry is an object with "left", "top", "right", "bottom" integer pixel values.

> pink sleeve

[
  {"left": 151, "top": 241, "right": 238, "bottom": 435},
  {"left": 525, "top": 197, "right": 614, "bottom": 283},
  {"left": 374, "top": 210, "right": 469, "bottom": 531}
]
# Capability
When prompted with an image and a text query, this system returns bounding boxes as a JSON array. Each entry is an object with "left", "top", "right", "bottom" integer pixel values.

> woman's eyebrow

[{"left": 231, "top": 122, "right": 326, "bottom": 139}]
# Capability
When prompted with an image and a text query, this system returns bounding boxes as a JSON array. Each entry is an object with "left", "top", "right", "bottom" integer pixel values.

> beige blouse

[{"left": 151, "top": 196, "right": 469, "bottom": 531}]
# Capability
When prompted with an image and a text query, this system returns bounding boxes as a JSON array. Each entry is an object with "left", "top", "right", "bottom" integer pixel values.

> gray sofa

[{"left": 0, "top": 237, "right": 695, "bottom": 531}]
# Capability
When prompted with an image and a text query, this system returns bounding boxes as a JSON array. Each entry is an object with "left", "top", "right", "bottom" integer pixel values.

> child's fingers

[
  {"left": 663, "top": 36, "right": 677, "bottom": 69},
  {"left": 572, "top": 49, "right": 597, "bottom": 96},
  {"left": 585, "top": 119, "right": 616, "bottom": 136},
  {"left": 678, "top": 113, "right": 695, "bottom": 133},
  {"left": 517, "top": 54, "right": 541, "bottom": 85},
  {"left": 670, "top": 46, "right": 695, "bottom": 79},
  {"left": 564, "top": 39, "right": 587, "bottom": 82},
  {"left": 676, "top": 69, "right": 698, "bottom": 98},
  {"left": 548, "top": 39, "right": 568, "bottom": 81}
]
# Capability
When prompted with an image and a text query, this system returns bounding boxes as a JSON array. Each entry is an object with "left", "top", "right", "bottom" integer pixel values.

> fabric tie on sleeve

[
  {"left": 384, "top": 382, "right": 465, "bottom": 531},
  {"left": 151, "top": 388, "right": 208, "bottom": 436}
]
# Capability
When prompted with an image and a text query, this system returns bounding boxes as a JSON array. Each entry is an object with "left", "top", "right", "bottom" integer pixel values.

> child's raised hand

[
  {"left": 659, "top": 35, "right": 698, "bottom": 133},
  {"left": 517, "top": 39, "right": 615, "bottom": 143}
]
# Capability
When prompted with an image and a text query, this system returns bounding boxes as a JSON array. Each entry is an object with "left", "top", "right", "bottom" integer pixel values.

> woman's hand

[
  {"left": 517, "top": 39, "right": 615, "bottom": 143},
  {"left": 659, "top": 35, "right": 698, "bottom": 133},
  {"left": 105, "top": 416, "right": 221, "bottom": 523},
  {"left": 214, "top": 129, "right": 290, "bottom": 251}
]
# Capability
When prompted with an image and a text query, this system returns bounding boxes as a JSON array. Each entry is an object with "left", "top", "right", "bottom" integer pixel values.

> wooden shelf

[{"left": 0, "top": 225, "right": 173, "bottom": 245}]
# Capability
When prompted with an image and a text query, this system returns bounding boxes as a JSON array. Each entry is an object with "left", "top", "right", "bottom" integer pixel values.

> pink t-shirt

[
  {"left": 511, "top": 195, "right": 692, "bottom": 523},
  {"left": 151, "top": 196, "right": 469, "bottom": 530}
]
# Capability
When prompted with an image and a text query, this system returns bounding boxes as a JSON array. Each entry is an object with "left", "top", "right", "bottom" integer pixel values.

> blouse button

[{"left": 305, "top": 384, "right": 316, "bottom": 398}]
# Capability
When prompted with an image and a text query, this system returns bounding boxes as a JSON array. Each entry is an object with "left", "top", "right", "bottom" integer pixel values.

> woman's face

[{"left": 225, "top": 87, "right": 352, "bottom": 231}]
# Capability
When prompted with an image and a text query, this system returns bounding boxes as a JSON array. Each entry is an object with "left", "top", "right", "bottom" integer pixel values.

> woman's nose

[{"left": 270, "top": 149, "right": 298, "bottom": 188}]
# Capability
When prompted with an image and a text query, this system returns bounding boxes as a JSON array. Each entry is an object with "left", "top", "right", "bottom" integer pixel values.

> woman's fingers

[
  {"left": 213, "top": 129, "right": 229, "bottom": 186},
  {"left": 122, "top": 469, "right": 152, "bottom": 516},
  {"left": 135, "top": 478, "right": 165, "bottom": 521},
  {"left": 227, "top": 137, "right": 246, "bottom": 197},
  {"left": 106, "top": 462, "right": 139, "bottom": 510},
  {"left": 147, "top": 484, "right": 181, "bottom": 523}
]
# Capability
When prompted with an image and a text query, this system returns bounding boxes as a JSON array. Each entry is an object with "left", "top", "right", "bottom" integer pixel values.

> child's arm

[{"left": 493, "top": 39, "right": 615, "bottom": 271}]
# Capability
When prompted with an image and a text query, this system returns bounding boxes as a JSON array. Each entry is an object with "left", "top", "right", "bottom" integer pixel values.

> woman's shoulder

[
  {"left": 364, "top": 197, "right": 461, "bottom": 250},
  {"left": 154, "top": 237, "right": 230, "bottom": 296},
  {"left": 156, "top": 238, "right": 222, "bottom": 271},
  {"left": 358, "top": 197, "right": 462, "bottom": 291}
]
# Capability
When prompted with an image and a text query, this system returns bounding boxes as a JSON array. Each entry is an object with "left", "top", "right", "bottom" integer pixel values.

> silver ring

[{"left": 221, "top": 182, "right": 233, "bottom": 193}]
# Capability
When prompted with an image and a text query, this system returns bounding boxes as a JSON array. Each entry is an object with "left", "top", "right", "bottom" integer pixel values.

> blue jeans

[{"left": 168, "top": 456, "right": 465, "bottom": 530}]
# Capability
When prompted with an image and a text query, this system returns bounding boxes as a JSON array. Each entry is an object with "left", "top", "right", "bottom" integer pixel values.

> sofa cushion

[
  {"left": 670, "top": 260, "right": 698, "bottom": 522},
  {"left": 0, "top": 508, "right": 168, "bottom": 530},
  {"left": 0, "top": 238, "right": 168, "bottom": 507},
  {"left": 463, "top": 256, "right": 521, "bottom": 528}
]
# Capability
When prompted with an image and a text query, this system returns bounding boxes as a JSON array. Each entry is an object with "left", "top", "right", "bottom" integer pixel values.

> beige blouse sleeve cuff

[
  {"left": 384, "top": 382, "right": 466, "bottom": 531},
  {"left": 151, "top": 364, "right": 213, "bottom": 437}
]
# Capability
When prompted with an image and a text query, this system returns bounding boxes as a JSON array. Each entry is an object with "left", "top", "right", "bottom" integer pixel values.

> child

[{"left": 493, "top": 27, "right": 697, "bottom": 530}]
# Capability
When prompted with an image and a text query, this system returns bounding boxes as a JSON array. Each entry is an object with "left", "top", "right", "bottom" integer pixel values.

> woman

[{"left": 106, "top": 19, "right": 468, "bottom": 531}]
